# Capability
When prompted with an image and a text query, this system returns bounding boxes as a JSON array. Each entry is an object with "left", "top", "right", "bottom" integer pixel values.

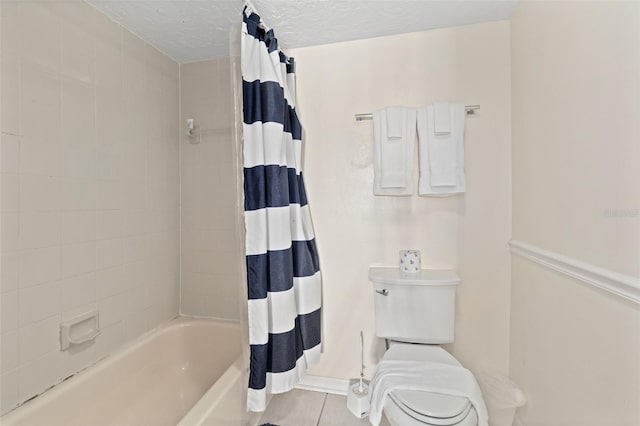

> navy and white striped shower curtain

[{"left": 241, "top": 7, "right": 322, "bottom": 412}]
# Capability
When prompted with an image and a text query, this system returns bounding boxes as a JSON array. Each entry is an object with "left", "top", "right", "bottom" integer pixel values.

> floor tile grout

[{"left": 315, "top": 392, "right": 328, "bottom": 426}]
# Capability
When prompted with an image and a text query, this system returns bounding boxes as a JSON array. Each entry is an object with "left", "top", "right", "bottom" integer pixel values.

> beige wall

[
  {"left": 510, "top": 258, "right": 640, "bottom": 426},
  {"left": 511, "top": 1, "right": 640, "bottom": 277},
  {"left": 1, "top": 0, "right": 180, "bottom": 414},
  {"left": 289, "top": 21, "right": 512, "bottom": 380},
  {"left": 510, "top": 1, "right": 640, "bottom": 425},
  {"left": 179, "top": 58, "right": 241, "bottom": 320}
]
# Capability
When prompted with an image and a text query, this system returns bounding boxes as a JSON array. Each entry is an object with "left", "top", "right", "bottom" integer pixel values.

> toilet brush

[{"left": 347, "top": 331, "right": 370, "bottom": 418}]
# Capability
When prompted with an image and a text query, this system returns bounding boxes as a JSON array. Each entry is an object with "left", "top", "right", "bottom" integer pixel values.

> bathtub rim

[
  {"left": 1, "top": 315, "right": 241, "bottom": 423},
  {"left": 177, "top": 356, "right": 266, "bottom": 426}
]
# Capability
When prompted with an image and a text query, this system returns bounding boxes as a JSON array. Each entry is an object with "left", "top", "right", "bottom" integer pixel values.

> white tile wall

[
  {"left": 179, "top": 59, "right": 241, "bottom": 320},
  {"left": 0, "top": 0, "right": 180, "bottom": 414}
]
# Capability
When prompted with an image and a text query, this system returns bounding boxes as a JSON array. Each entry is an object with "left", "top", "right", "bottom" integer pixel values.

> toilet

[{"left": 369, "top": 267, "right": 484, "bottom": 426}]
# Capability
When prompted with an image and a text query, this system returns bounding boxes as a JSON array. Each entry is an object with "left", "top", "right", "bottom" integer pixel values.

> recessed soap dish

[{"left": 60, "top": 310, "right": 101, "bottom": 351}]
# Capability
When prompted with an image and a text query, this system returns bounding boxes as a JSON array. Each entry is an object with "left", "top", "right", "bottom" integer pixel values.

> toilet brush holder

[
  {"left": 347, "top": 379, "right": 370, "bottom": 418},
  {"left": 347, "top": 331, "right": 370, "bottom": 418}
]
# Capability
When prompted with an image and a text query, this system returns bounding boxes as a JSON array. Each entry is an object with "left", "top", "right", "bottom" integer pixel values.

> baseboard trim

[
  {"left": 295, "top": 375, "right": 350, "bottom": 396},
  {"left": 509, "top": 240, "right": 640, "bottom": 304}
]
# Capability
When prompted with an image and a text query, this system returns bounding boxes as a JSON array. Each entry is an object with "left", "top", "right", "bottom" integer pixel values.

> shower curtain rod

[{"left": 354, "top": 105, "right": 480, "bottom": 122}]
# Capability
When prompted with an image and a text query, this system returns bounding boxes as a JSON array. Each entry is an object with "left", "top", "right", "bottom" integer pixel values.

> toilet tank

[{"left": 369, "top": 267, "right": 460, "bottom": 344}]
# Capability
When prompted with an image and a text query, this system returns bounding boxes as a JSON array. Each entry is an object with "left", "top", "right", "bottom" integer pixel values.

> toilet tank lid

[{"left": 369, "top": 267, "right": 460, "bottom": 286}]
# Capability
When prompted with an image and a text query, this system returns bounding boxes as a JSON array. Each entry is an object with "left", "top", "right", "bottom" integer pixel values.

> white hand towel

[
  {"left": 428, "top": 104, "right": 457, "bottom": 186},
  {"left": 433, "top": 102, "right": 451, "bottom": 135},
  {"left": 368, "top": 360, "right": 488, "bottom": 426},
  {"left": 380, "top": 111, "right": 406, "bottom": 189},
  {"left": 417, "top": 104, "right": 466, "bottom": 196},
  {"left": 385, "top": 106, "right": 403, "bottom": 139},
  {"left": 373, "top": 107, "right": 416, "bottom": 196}
]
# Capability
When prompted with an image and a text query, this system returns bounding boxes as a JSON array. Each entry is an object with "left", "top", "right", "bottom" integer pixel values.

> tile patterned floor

[{"left": 257, "top": 389, "right": 391, "bottom": 426}]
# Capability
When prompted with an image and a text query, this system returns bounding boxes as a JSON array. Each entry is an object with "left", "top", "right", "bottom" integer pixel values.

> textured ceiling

[{"left": 86, "top": 0, "right": 519, "bottom": 63}]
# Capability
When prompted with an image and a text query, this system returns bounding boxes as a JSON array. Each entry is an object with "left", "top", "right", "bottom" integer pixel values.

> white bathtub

[{"left": 1, "top": 317, "right": 249, "bottom": 426}]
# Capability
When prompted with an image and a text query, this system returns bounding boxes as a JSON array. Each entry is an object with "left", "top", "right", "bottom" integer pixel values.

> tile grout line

[{"left": 316, "top": 392, "right": 328, "bottom": 426}]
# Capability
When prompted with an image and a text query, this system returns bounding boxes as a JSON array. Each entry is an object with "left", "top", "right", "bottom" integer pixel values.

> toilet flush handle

[{"left": 375, "top": 289, "right": 389, "bottom": 296}]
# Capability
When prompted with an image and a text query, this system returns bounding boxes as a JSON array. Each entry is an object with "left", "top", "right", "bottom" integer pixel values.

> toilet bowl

[
  {"left": 369, "top": 267, "right": 485, "bottom": 426},
  {"left": 381, "top": 344, "right": 478, "bottom": 426}
]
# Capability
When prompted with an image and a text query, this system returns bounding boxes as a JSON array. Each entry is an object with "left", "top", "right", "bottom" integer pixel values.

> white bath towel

[
  {"left": 373, "top": 107, "right": 416, "bottom": 195},
  {"left": 417, "top": 104, "right": 466, "bottom": 195},
  {"left": 433, "top": 102, "right": 451, "bottom": 135},
  {"left": 368, "top": 360, "right": 488, "bottom": 426}
]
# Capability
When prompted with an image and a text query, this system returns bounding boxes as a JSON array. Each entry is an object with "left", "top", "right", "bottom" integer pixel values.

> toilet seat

[
  {"left": 381, "top": 343, "right": 478, "bottom": 426},
  {"left": 384, "top": 396, "right": 478, "bottom": 426},
  {"left": 390, "top": 390, "right": 472, "bottom": 424}
]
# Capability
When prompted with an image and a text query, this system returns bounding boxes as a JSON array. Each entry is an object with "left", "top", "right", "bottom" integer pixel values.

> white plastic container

[
  {"left": 346, "top": 380, "right": 370, "bottom": 418},
  {"left": 477, "top": 371, "right": 526, "bottom": 426}
]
